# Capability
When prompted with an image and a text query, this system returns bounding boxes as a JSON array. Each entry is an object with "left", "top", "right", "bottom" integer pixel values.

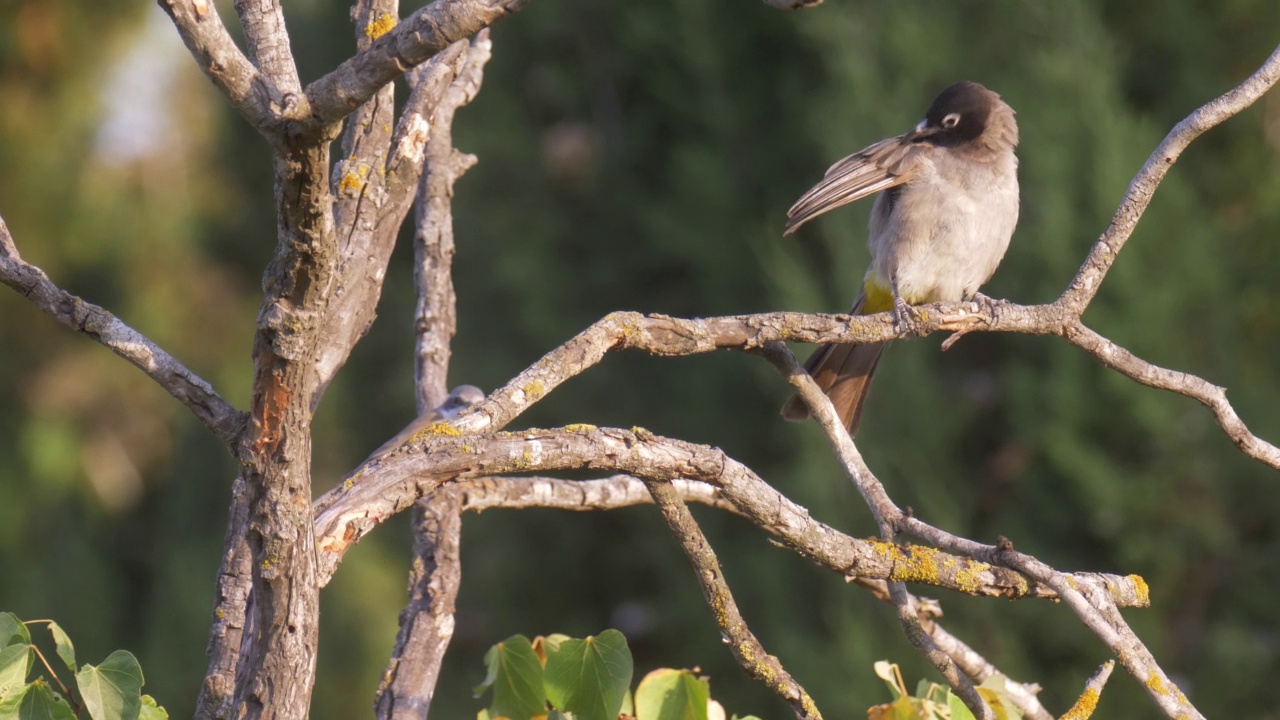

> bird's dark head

[{"left": 909, "top": 81, "right": 1016, "bottom": 149}]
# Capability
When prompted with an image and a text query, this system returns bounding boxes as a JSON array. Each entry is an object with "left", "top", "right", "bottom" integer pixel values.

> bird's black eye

[{"left": 942, "top": 113, "right": 961, "bottom": 129}]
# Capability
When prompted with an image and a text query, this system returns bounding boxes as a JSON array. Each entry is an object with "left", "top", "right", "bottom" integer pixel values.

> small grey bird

[
  {"left": 365, "top": 384, "right": 485, "bottom": 461},
  {"left": 781, "top": 81, "right": 1020, "bottom": 434}
]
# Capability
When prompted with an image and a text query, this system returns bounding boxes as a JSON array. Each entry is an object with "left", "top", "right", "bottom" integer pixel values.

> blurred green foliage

[{"left": 2, "top": 0, "right": 1279, "bottom": 718}]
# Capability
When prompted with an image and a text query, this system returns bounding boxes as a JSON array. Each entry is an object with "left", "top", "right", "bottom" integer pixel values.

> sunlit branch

[{"left": 0, "top": 217, "right": 246, "bottom": 447}]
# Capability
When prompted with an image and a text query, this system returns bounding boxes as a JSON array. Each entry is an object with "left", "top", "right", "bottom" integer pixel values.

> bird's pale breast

[{"left": 866, "top": 150, "right": 1019, "bottom": 305}]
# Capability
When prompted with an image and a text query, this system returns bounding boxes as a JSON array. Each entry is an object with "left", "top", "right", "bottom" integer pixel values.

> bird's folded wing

[{"left": 784, "top": 135, "right": 926, "bottom": 235}]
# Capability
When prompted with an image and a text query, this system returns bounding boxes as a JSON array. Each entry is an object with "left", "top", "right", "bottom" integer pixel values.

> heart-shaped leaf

[
  {"left": 544, "top": 630, "right": 632, "bottom": 720},
  {"left": 634, "top": 668, "right": 708, "bottom": 720},
  {"left": 75, "top": 650, "right": 143, "bottom": 720},
  {"left": 474, "top": 635, "right": 545, "bottom": 720}
]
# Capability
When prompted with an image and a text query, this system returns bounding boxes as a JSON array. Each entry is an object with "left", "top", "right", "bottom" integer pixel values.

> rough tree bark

[{"left": 1, "top": 2, "right": 1277, "bottom": 719}]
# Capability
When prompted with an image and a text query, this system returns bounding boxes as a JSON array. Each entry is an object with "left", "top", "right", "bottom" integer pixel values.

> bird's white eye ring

[{"left": 942, "top": 113, "right": 961, "bottom": 129}]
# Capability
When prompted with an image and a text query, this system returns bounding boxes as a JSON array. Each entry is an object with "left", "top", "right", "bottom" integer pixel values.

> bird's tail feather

[{"left": 780, "top": 292, "right": 888, "bottom": 435}]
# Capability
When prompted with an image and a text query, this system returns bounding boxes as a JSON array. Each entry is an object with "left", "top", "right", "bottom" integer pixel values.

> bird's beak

[{"left": 906, "top": 119, "right": 937, "bottom": 142}]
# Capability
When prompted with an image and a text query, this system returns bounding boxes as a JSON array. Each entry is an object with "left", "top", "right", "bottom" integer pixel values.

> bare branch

[
  {"left": 312, "top": 0, "right": 409, "bottom": 401},
  {"left": 643, "top": 476, "right": 822, "bottom": 719},
  {"left": 385, "top": 43, "right": 470, "bottom": 195},
  {"left": 414, "top": 29, "right": 490, "bottom": 409},
  {"left": 196, "top": 475, "right": 254, "bottom": 720},
  {"left": 876, "top": 584, "right": 1051, "bottom": 720},
  {"left": 1060, "top": 42, "right": 1280, "bottom": 312},
  {"left": 157, "top": 0, "right": 278, "bottom": 133},
  {"left": 374, "top": 488, "right": 463, "bottom": 720},
  {"left": 453, "top": 475, "right": 1053, "bottom": 720},
  {"left": 456, "top": 475, "right": 736, "bottom": 514},
  {"left": 886, "top": 581, "right": 992, "bottom": 720},
  {"left": 760, "top": 341, "right": 990, "bottom": 720},
  {"left": 304, "top": 0, "right": 528, "bottom": 129},
  {"left": 986, "top": 546, "right": 1199, "bottom": 720},
  {"left": 218, "top": 131, "right": 338, "bottom": 718},
  {"left": 374, "top": 30, "right": 492, "bottom": 720},
  {"left": 0, "top": 217, "right": 247, "bottom": 447},
  {"left": 756, "top": 342, "right": 899, "bottom": 526},
  {"left": 232, "top": 0, "right": 301, "bottom": 94},
  {"left": 1062, "top": 320, "right": 1280, "bottom": 468},
  {"left": 429, "top": 301, "right": 1279, "bottom": 474},
  {"left": 313, "top": 428, "right": 1147, "bottom": 609}
]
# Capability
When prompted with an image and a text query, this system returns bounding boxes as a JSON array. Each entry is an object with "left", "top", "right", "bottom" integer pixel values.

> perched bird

[
  {"left": 365, "top": 384, "right": 485, "bottom": 462},
  {"left": 780, "top": 81, "right": 1020, "bottom": 434}
]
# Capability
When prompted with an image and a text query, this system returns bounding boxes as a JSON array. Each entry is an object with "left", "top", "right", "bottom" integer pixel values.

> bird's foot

[
  {"left": 892, "top": 295, "right": 928, "bottom": 337},
  {"left": 941, "top": 292, "right": 1009, "bottom": 351},
  {"left": 969, "top": 291, "right": 1009, "bottom": 325}
]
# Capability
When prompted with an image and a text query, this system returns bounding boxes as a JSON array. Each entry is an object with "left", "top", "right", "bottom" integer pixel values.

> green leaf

[
  {"left": 634, "top": 668, "right": 708, "bottom": 720},
  {"left": 46, "top": 624, "right": 74, "bottom": 673},
  {"left": 0, "top": 681, "right": 27, "bottom": 720},
  {"left": 619, "top": 689, "right": 634, "bottom": 716},
  {"left": 533, "top": 634, "right": 572, "bottom": 666},
  {"left": 948, "top": 692, "right": 976, "bottom": 720},
  {"left": 873, "top": 661, "right": 903, "bottom": 699},
  {"left": 139, "top": 695, "right": 168, "bottom": 720},
  {"left": 75, "top": 650, "right": 144, "bottom": 720},
  {"left": 543, "top": 630, "right": 633, "bottom": 720},
  {"left": 22, "top": 681, "right": 75, "bottom": 720},
  {"left": 0, "top": 616, "right": 29, "bottom": 649},
  {"left": 474, "top": 635, "right": 545, "bottom": 720},
  {"left": 0, "top": 645, "right": 32, "bottom": 696}
]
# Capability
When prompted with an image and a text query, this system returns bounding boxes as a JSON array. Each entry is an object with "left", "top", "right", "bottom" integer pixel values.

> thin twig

[
  {"left": 642, "top": 475, "right": 822, "bottom": 719},
  {"left": 1060, "top": 42, "right": 1280, "bottom": 312},
  {"left": 0, "top": 217, "right": 247, "bottom": 447},
  {"left": 157, "top": 0, "right": 273, "bottom": 132},
  {"left": 758, "top": 342, "right": 992, "bottom": 720},
  {"left": 413, "top": 29, "right": 490, "bottom": 410}
]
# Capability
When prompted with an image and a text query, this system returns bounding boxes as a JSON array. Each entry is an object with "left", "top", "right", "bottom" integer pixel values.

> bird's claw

[
  {"left": 892, "top": 295, "right": 927, "bottom": 337},
  {"left": 969, "top": 291, "right": 1009, "bottom": 325}
]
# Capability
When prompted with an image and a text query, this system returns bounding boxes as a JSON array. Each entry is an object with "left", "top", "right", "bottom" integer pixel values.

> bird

[
  {"left": 780, "top": 81, "right": 1020, "bottom": 434},
  {"left": 364, "top": 384, "right": 485, "bottom": 462}
]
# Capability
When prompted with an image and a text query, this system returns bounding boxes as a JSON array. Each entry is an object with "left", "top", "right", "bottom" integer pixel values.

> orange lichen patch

[
  {"left": 338, "top": 173, "right": 364, "bottom": 194},
  {"left": 951, "top": 557, "right": 994, "bottom": 594},
  {"left": 1059, "top": 689, "right": 1100, "bottom": 720},
  {"left": 522, "top": 380, "right": 546, "bottom": 400},
  {"left": 1146, "top": 670, "right": 1168, "bottom": 695},
  {"left": 411, "top": 421, "right": 462, "bottom": 440},
  {"left": 364, "top": 13, "right": 396, "bottom": 39},
  {"left": 1128, "top": 574, "right": 1150, "bottom": 605},
  {"left": 869, "top": 540, "right": 993, "bottom": 591},
  {"left": 563, "top": 423, "right": 597, "bottom": 433}
]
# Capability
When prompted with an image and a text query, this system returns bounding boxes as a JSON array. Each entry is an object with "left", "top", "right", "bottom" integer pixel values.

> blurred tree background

[{"left": 2, "top": 0, "right": 1279, "bottom": 717}]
